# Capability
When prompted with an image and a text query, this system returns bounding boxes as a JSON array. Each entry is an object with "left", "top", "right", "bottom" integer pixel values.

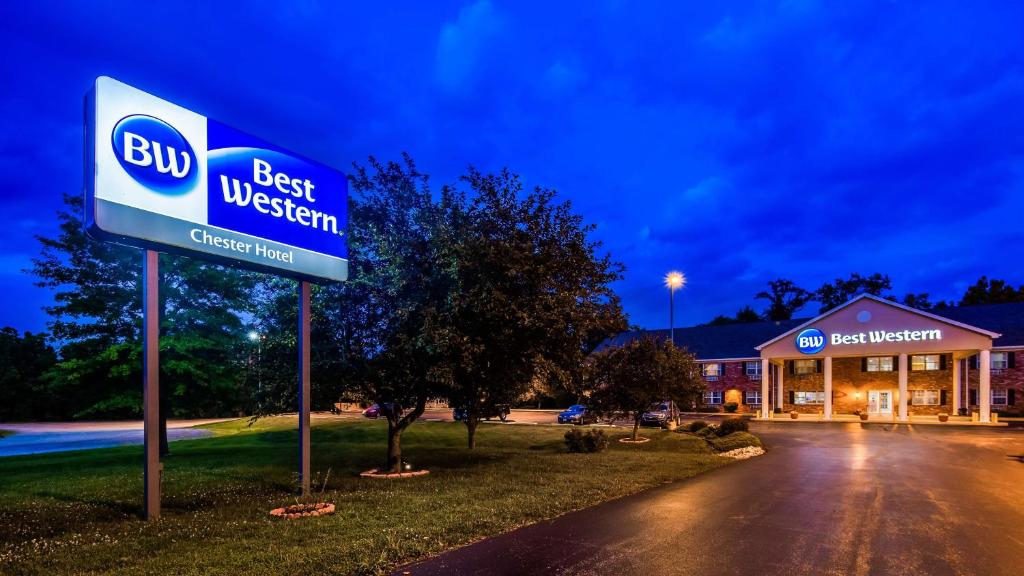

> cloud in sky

[{"left": 0, "top": 0, "right": 1022, "bottom": 333}]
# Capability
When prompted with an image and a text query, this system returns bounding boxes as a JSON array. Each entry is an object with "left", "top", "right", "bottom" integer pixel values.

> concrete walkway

[
  {"left": 397, "top": 422, "right": 1024, "bottom": 576},
  {"left": 0, "top": 418, "right": 236, "bottom": 457}
]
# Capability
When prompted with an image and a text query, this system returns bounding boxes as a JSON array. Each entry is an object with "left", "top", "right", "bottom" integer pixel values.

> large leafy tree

[
  {"left": 815, "top": 273, "right": 892, "bottom": 313},
  {"left": 32, "top": 194, "right": 257, "bottom": 452},
  {"left": 0, "top": 328, "right": 57, "bottom": 421},
  {"left": 588, "top": 337, "right": 704, "bottom": 441},
  {"left": 756, "top": 279, "right": 813, "bottom": 321},
  {"left": 441, "top": 169, "right": 627, "bottom": 449},
  {"left": 959, "top": 276, "right": 1024, "bottom": 306}
]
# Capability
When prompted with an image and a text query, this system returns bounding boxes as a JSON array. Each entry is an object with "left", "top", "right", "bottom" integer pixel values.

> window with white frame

[
  {"left": 911, "top": 390, "right": 940, "bottom": 406},
  {"left": 745, "top": 362, "right": 762, "bottom": 379},
  {"left": 911, "top": 354, "right": 941, "bottom": 371},
  {"left": 992, "top": 389, "right": 1008, "bottom": 405},
  {"left": 704, "top": 391, "right": 723, "bottom": 404},
  {"left": 794, "top": 391, "right": 825, "bottom": 404},
  {"left": 702, "top": 363, "right": 721, "bottom": 381},
  {"left": 866, "top": 356, "right": 894, "bottom": 372},
  {"left": 745, "top": 390, "right": 762, "bottom": 405},
  {"left": 793, "top": 359, "right": 818, "bottom": 375},
  {"left": 991, "top": 352, "right": 1009, "bottom": 371}
]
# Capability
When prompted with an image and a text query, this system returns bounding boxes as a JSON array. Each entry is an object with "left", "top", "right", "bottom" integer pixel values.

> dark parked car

[
  {"left": 558, "top": 404, "right": 598, "bottom": 424},
  {"left": 362, "top": 403, "right": 400, "bottom": 419},
  {"left": 452, "top": 404, "right": 511, "bottom": 422},
  {"left": 640, "top": 401, "right": 680, "bottom": 427}
]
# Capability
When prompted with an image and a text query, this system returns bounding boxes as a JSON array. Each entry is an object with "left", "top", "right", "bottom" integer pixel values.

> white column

[
  {"left": 952, "top": 356, "right": 961, "bottom": 413},
  {"left": 898, "top": 353, "right": 909, "bottom": 422},
  {"left": 823, "top": 356, "right": 833, "bottom": 420},
  {"left": 979, "top": 349, "right": 991, "bottom": 423},
  {"left": 761, "top": 358, "right": 770, "bottom": 418},
  {"left": 776, "top": 362, "right": 785, "bottom": 411}
]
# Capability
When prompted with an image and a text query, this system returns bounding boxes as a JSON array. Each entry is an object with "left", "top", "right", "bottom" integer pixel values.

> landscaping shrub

[
  {"left": 723, "top": 401, "right": 739, "bottom": 413},
  {"left": 564, "top": 428, "right": 609, "bottom": 453},
  {"left": 696, "top": 406, "right": 720, "bottom": 413},
  {"left": 709, "top": 431, "right": 762, "bottom": 452},
  {"left": 696, "top": 425, "right": 718, "bottom": 438},
  {"left": 773, "top": 407, "right": 783, "bottom": 414},
  {"left": 686, "top": 420, "right": 709, "bottom": 433},
  {"left": 716, "top": 417, "right": 749, "bottom": 437}
]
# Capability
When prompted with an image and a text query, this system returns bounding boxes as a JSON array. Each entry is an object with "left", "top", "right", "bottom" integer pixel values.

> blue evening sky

[{"left": 1, "top": 1, "right": 1022, "bottom": 333}]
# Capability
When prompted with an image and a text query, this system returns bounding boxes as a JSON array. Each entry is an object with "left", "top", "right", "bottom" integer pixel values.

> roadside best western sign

[{"left": 85, "top": 76, "right": 347, "bottom": 282}]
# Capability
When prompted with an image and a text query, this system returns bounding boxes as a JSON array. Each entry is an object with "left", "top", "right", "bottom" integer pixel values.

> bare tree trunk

[
  {"left": 632, "top": 417, "right": 640, "bottom": 441},
  {"left": 386, "top": 418, "right": 403, "bottom": 473},
  {"left": 466, "top": 416, "right": 480, "bottom": 449}
]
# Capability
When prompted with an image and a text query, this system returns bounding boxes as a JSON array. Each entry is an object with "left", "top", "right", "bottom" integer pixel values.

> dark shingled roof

[
  {"left": 935, "top": 302, "right": 1024, "bottom": 348},
  {"left": 610, "top": 301, "right": 1024, "bottom": 360}
]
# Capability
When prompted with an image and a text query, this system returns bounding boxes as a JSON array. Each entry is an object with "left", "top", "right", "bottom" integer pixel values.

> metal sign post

[
  {"left": 298, "top": 280, "right": 311, "bottom": 496},
  {"left": 143, "top": 249, "right": 161, "bottom": 520}
]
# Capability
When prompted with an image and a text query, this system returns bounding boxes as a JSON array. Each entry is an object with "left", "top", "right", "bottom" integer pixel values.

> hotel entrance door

[{"left": 868, "top": 390, "right": 893, "bottom": 415}]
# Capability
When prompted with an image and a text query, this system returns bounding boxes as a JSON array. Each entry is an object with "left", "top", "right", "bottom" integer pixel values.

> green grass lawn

[
  {"left": 0, "top": 418, "right": 734, "bottom": 575},
  {"left": 0, "top": 429, "right": 13, "bottom": 439}
]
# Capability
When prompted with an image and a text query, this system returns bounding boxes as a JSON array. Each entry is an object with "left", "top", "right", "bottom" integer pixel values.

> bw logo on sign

[
  {"left": 796, "top": 328, "right": 826, "bottom": 354},
  {"left": 112, "top": 114, "right": 197, "bottom": 194}
]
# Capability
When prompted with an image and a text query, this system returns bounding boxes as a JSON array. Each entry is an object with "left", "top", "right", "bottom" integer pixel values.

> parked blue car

[{"left": 558, "top": 404, "right": 598, "bottom": 424}]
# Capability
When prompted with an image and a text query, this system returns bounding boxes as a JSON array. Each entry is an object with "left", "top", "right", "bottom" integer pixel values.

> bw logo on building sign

[
  {"left": 796, "top": 328, "right": 826, "bottom": 354},
  {"left": 85, "top": 77, "right": 348, "bottom": 282}
]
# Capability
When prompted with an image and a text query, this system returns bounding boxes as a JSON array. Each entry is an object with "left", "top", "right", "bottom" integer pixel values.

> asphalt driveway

[{"left": 397, "top": 422, "right": 1024, "bottom": 576}]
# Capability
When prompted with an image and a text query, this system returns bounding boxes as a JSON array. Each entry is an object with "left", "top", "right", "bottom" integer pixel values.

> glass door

[{"left": 868, "top": 390, "right": 893, "bottom": 415}]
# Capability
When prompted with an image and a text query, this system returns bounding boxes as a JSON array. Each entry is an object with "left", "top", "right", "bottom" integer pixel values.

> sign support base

[
  {"left": 143, "top": 249, "right": 161, "bottom": 520},
  {"left": 298, "top": 280, "right": 311, "bottom": 496}
]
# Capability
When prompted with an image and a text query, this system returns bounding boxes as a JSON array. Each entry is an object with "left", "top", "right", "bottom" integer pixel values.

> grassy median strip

[{"left": 0, "top": 418, "right": 730, "bottom": 575}]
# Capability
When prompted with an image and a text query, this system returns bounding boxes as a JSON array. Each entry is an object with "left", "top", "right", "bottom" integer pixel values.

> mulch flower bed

[
  {"left": 359, "top": 468, "right": 430, "bottom": 479},
  {"left": 618, "top": 437, "right": 651, "bottom": 444},
  {"left": 269, "top": 502, "right": 335, "bottom": 519}
]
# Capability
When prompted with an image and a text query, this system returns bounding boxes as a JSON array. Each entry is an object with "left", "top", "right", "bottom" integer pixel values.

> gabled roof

[
  {"left": 754, "top": 294, "right": 1001, "bottom": 350},
  {"left": 606, "top": 318, "right": 805, "bottom": 360}
]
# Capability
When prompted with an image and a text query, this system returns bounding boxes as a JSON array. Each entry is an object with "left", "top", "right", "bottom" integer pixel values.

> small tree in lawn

[
  {"left": 331, "top": 155, "right": 454, "bottom": 473},
  {"left": 441, "top": 168, "right": 627, "bottom": 449},
  {"left": 589, "top": 337, "right": 704, "bottom": 441}
]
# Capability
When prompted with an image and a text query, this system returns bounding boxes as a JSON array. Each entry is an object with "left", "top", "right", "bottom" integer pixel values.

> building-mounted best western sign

[
  {"left": 85, "top": 76, "right": 347, "bottom": 282},
  {"left": 759, "top": 294, "right": 998, "bottom": 358},
  {"left": 796, "top": 327, "right": 943, "bottom": 354}
]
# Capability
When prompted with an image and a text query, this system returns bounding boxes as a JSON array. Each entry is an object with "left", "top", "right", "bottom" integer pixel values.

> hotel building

[{"left": 616, "top": 294, "right": 1024, "bottom": 422}]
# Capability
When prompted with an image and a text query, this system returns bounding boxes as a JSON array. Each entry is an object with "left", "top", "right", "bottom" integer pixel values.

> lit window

[
  {"left": 745, "top": 362, "right": 762, "bottom": 379},
  {"left": 911, "top": 355, "right": 941, "bottom": 371},
  {"left": 702, "top": 363, "right": 721, "bottom": 381},
  {"left": 866, "top": 357, "right": 893, "bottom": 372},
  {"left": 794, "top": 391, "right": 824, "bottom": 404},
  {"left": 794, "top": 359, "right": 818, "bottom": 375},
  {"left": 745, "top": 390, "right": 762, "bottom": 405},
  {"left": 991, "top": 353, "right": 1009, "bottom": 370},
  {"left": 704, "top": 391, "right": 723, "bottom": 404},
  {"left": 992, "top": 389, "right": 1008, "bottom": 405},
  {"left": 911, "top": 390, "right": 939, "bottom": 406}
]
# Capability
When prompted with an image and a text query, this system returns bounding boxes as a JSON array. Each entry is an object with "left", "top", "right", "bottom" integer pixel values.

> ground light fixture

[{"left": 664, "top": 271, "right": 686, "bottom": 343}]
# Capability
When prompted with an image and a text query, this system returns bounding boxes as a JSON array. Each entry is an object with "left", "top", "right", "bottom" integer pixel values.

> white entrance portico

[{"left": 755, "top": 295, "right": 1000, "bottom": 423}]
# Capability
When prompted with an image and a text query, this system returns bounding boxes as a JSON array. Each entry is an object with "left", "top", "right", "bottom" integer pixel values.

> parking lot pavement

[{"left": 396, "top": 422, "right": 1024, "bottom": 576}]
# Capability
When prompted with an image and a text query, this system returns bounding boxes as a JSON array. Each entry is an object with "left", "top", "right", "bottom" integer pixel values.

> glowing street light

[
  {"left": 248, "top": 331, "right": 260, "bottom": 342},
  {"left": 664, "top": 271, "right": 686, "bottom": 343}
]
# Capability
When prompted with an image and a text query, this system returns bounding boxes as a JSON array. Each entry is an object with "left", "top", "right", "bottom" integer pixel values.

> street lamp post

[
  {"left": 248, "top": 331, "right": 263, "bottom": 399},
  {"left": 664, "top": 271, "right": 686, "bottom": 344}
]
